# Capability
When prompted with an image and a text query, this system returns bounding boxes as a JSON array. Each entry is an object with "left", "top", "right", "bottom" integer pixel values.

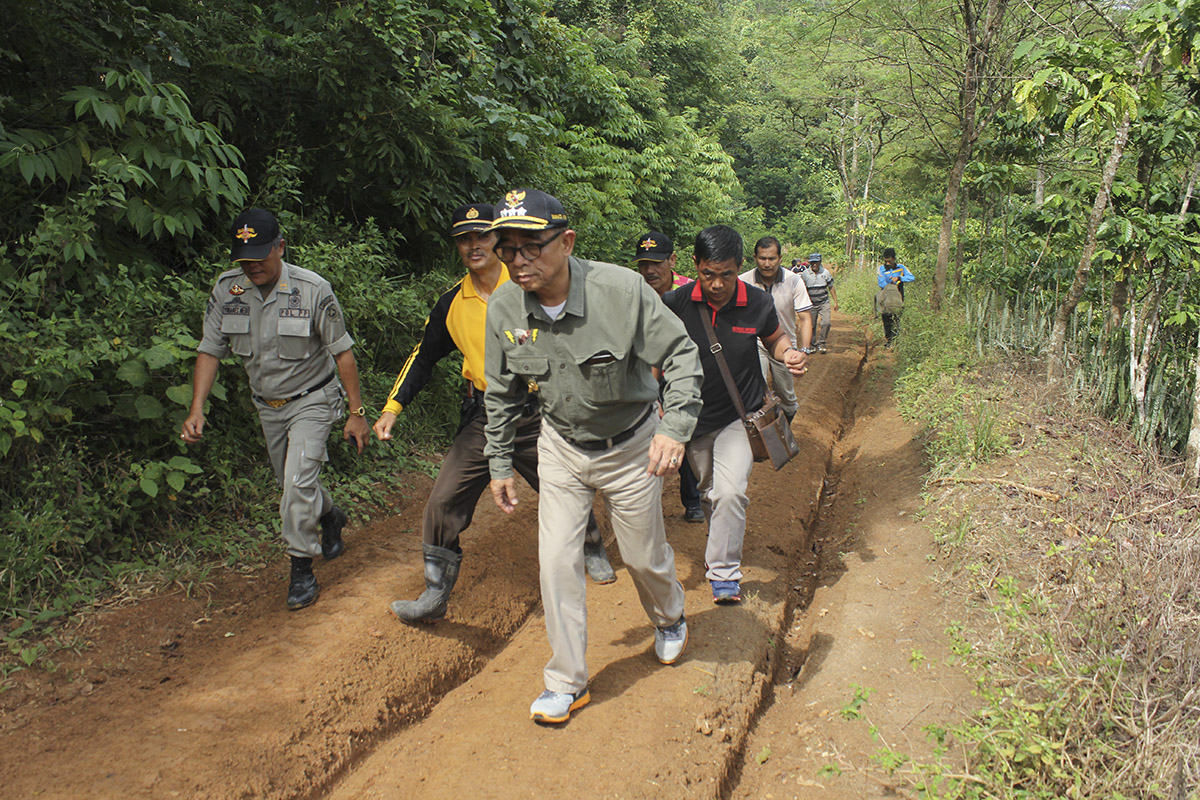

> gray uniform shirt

[
  {"left": 484, "top": 256, "right": 703, "bottom": 480},
  {"left": 198, "top": 261, "right": 353, "bottom": 399},
  {"left": 739, "top": 267, "right": 812, "bottom": 350},
  {"left": 799, "top": 265, "right": 835, "bottom": 307}
]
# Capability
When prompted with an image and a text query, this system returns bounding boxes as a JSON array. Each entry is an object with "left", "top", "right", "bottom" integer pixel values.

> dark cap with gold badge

[
  {"left": 451, "top": 203, "right": 496, "bottom": 236},
  {"left": 634, "top": 231, "right": 674, "bottom": 263},
  {"left": 489, "top": 188, "right": 568, "bottom": 231},
  {"left": 229, "top": 208, "right": 281, "bottom": 262}
]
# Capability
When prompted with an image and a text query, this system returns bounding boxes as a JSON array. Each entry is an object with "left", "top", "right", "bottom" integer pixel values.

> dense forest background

[{"left": 1, "top": 0, "right": 1197, "bottom": 624}]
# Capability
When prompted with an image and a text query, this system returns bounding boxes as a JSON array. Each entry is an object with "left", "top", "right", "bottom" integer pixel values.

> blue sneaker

[
  {"left": 529, "top": 688, "right": 590, "bottom": 724},
  {"left": 711, "top": 580, "right": 741, "bottom": 604}
]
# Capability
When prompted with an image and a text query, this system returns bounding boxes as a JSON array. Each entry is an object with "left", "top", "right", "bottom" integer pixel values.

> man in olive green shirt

[{"left": 483, "top": 189, "right": 702, "bottom": 725}]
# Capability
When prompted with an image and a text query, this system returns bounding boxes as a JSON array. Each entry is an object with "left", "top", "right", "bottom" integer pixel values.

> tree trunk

[
  {"left": 1176, "top": 158, "right": 1200, "bottom": 484},
  {"left": 954, "top": 183, "right": 970, "bottom": 287},
  {"left": 1186, "top": 327, "right": 1200, "bottom": 485},
  {"left": 1046, "top": 109, "right": 1135, "bottom": 382},
  {"left": 1131, "top": 270, "right": 1166, "bottom": 426},
  {"left": 933, "top": 127, "right": 972, "bottom": 310},
  {"left": 1102, "top": 274, "right": 1129, "bottom": 357}
]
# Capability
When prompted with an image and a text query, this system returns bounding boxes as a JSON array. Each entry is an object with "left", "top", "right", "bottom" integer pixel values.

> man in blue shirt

[{"left": 877, "top": 247, "right": 915, "bottom": 299}]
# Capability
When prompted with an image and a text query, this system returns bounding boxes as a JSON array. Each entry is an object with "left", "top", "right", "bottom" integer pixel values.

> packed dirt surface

[{"left": 1, "top": 317, "right": 975, "bottom": 799}]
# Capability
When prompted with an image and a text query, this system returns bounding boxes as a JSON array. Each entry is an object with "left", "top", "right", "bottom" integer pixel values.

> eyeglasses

[{"left": 493, "top": 228, "right": 565, "bottom": 263}]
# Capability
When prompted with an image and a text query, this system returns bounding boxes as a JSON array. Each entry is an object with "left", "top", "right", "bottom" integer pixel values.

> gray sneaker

[
  {"left": 529, "top": 688, "right": 591, "bottom": 724},
  {"left": 654, "top": 616, "right": 688, "bottom": 665}
]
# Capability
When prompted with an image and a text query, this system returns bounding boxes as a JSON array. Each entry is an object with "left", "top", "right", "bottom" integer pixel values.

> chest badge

[
  {"left": 506, "top": 328, "right": 537, "bottom": 345},
  {"left": 229, "top": 284, "right": 245, "bottom": 295}
]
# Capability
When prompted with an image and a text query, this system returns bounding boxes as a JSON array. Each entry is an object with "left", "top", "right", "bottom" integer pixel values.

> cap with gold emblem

[
  {"left": 489, "top": 188, "right": 568, "bottom": 232},
  {"left": 229, "top": 208, "right": 281, "bottom": 262},
  {"left": 450, "top": 202, "right": 496, "bottom": 236},
  {"left": 634, "top": 231, "right": 673, "bottom": 263}
]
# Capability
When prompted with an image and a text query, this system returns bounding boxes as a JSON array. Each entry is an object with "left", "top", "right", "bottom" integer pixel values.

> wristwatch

[
  {"left": 349, "top": 405, "right": 366, "bottom": 417},
  {"left": 799, "top": 346, "right": 816, "bottom": 354}
]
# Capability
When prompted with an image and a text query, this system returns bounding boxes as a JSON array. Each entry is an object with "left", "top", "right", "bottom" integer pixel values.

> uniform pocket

[
  {"left": 506, "top": 354, "right": 550, "bottom": 379},
  {"left": 301, "top": 437, "right": 329, "bottom": 463},
  {"left": 220, "top": 314, "right": 252, "bottom": 357},
  {"left": 579, "top": 350, "right": 628, "bottom": 404},
  {"left": 277, "top": 317, "right": 312, "bottom": 360}
]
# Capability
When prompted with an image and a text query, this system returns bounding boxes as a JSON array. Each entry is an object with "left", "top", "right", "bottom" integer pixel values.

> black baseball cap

[
  {"left": 451, "top": 203, "right": 495, "bottom": 236},
  {"left": 230, "top": 209, "right": 281, "bottom": 262},
  {"left": 809, "top": 252, "right": 822, "bottom": 263},
  {"left": 634, "top": 231, "right": 674, "bottom": 262},
  {"left": 490, "top": 188, "right": 568, "bottom": 231}
]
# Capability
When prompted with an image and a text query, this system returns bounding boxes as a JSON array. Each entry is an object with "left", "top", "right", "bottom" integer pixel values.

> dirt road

[{"left": 2, "top": 317, "right": 969, "bottom": 798}]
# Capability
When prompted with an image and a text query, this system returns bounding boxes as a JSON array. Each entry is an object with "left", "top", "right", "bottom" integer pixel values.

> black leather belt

[
  {"left": 255, "top": 373, "right": 335, "bottom": 408},
  {"left": 564, "top": 406, "right": 653, "bottom": 451}
]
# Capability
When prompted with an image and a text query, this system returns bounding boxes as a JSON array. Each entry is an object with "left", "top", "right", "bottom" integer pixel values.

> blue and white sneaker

[
  {"left": 529, "top": 687, "right": 590, "bottom": 724},
  {"left": 654, "top": 616, "right": 688, "bottom": 665},
  {"left": 711, "top": 580, "right": 741, "bottom": 604}
]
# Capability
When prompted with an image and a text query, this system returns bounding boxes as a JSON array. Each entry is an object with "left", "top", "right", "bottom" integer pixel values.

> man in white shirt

[{"left": 739, "top": 236, "right": 813, "bottom": 422}]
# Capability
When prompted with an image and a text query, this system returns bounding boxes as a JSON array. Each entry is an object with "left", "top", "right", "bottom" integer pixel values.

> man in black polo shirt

[{"left": 662, "top": 225, "right": 808, "bottom": 603}]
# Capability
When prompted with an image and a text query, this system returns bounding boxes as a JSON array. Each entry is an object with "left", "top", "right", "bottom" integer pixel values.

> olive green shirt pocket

[
  {"left": 506, "top": 354, "right": 550, "bottom": 381},
  {"left": 579, "top": 350, "right": 629, "bottom": 404}
]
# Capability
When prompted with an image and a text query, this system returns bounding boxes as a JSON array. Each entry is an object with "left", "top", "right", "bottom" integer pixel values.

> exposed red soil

[{"left": 2, "top": 317, "right": 974, "bottom": 799}]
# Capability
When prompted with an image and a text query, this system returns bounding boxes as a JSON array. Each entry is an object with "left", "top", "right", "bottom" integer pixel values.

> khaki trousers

[
  {"left": 536, "top": 411, "right": 686, "bottom": 694},
  {"left": 258, "top": 383, "right": 344, "bottom": 558},
  {"left": 422, "top": 406, "right": 602, "bottom": 550},
  {"left": 686, "top": 418, "right": 754, "bottom": 582}
]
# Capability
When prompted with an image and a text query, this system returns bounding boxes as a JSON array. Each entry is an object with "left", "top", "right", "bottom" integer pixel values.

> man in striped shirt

[
  {"left": 798, "top": 253, "right": 838, "bottom": 353},
  {"left": 373, "top": 203, "right": 614, "bottom": 624}
]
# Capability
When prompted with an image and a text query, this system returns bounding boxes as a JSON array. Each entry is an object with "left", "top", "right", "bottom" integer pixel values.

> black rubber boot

[
  {"left": 583, "top": 537, "right": 616, "bottom": 585},
  {"left": 389, "top": 544, "right": 462, "bottom": 624},
  {"left": 287, "top": 556, "right": 319, "bottom": 611},
  {"left": 320, "top": 506, "right": 347, "bottom": 560}
]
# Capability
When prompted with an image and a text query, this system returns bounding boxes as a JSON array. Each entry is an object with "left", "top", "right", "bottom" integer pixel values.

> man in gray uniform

[
  {"left": 181, "top": 208, "right": 371, "bottom": 611},
  {"left": 483, "top": 189, "right": 702, "bottom": 725}
]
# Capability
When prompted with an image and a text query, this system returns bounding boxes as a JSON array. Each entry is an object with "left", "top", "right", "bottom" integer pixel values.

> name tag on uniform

[
  {"left": 279, "top": 308, "right": 311, "bottom": 319},
  {"left": 222, "top": 303, "right": 250, "bottom": 316}
]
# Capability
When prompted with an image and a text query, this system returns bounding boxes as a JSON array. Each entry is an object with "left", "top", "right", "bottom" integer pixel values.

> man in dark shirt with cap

[
  {"left": 373, "top": 203, "right": 614, "bottom": 624},
  {"left": 182, "top": 209, "right": 371, "bottom": 611},
  {"left": 633, "top": 231, "right": 704, "bottom": 524}
]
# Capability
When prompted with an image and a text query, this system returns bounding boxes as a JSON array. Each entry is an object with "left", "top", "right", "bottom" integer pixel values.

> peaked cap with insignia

[
  {"left": 451, "top": 202, "right": 496, "bottom": 236},
  {"left": 489, "top": 188, "right": 568, "bottom": 232},
  {"left": 229, "top": 208, "right": 281, "bottom": 262}
]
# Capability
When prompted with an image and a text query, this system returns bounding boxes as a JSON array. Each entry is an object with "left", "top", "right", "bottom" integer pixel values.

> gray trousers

[
  {"left": 258, "top": 383, "right": 344, "bottom": 558},
  {"left": 686, "top": 418, "right": 754, "bottom": 582},
  {"left": 757, "top": 349, "right": 798, "bottom": 418},
  {"left": 809, "top": 300, "right": 832, "bottom": 348},
  {"left": 536, "top": 411, "right": 686, "bottom": 694},
  {"left": 422, "top": 405, "right": 602, "bottom": 551}
]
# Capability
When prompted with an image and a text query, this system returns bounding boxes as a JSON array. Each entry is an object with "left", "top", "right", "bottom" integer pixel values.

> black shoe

[
  {"left": 319, "top": 506, "right": 347, "bottom": 560},
  {"left": 287, "top": 556, "right": 319, "bottom": 610},
  {"left": 683, "top": 506, "right": 706, "bottom": 523}
]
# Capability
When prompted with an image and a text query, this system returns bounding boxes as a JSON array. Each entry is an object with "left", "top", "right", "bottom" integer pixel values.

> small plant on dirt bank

[{"left": 840, "top": 684, "right": 875, "bottom": 720}]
